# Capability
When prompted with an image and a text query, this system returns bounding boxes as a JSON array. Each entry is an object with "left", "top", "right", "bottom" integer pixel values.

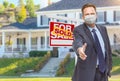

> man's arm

[
  {"left": 72, "top": 27, "right": 87, "bottom": 60},
  {"left": 105, "top": 27, "right": 112, "bottom": 77}
]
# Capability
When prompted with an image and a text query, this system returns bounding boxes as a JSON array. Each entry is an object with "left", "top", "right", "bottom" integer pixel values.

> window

[
  {"left": 79, "top": 13, "right": 82, "bottom": 19},
  {"left": 31, "top": 37, "right": 37, "bottom": 45},
  {"left": 41, "top": 16, "right": 49, "bottom": 25},
  {"left": 57, "top": 14, "right": 67, "bottom": 23},
  {"left": 114, "top": 11, "right": 120, "bottom": 21},
  {"left": 0, "top": 36, "right": 2, "bottom": 45},
  {"left": 17, "top": 38, "right": 26, "bottom": 45},
  {"left": 41, "top": 37, "right": 45, "bottom": 48},
  {"left": 40, "top": 16, "right": 43, "bottom": 25},
  {"left": 47, "top": 36, "right": 49, "bottom": 47},
  {"left": 97, "top": 12, "right": 106, "bottom": 22}
]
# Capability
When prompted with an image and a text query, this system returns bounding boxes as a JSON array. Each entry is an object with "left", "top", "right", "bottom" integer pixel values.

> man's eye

[
  {"left": 85, "top": 14, "right": 89, "bottom": 15},
  {"left": 91, "top": 13, "right": 95, "bottom": 15},
  {"left": 85, "top": 13, "right": 95, "bottom": 16}
]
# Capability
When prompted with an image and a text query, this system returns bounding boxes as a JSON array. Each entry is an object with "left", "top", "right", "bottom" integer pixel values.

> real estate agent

[{"left": 72, "top": 3, "right": 112, "bottom": 81}]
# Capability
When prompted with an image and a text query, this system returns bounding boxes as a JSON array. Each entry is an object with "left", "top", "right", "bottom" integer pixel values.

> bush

[
  {"left": 29, "top": 51, "right": 48, "bottom": 57},
  {"left": 114, "top": 50, "right": 120, "bottom": 54},
  {"left": 34, "top": 51, "right": 51, "bottom": 71},
  {"left": 56, "top": 54, "right": 70, "bottom": 76}
]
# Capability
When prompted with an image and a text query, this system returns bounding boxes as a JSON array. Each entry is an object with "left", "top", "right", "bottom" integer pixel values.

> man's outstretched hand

[{"left": 77, "top": 43, "right": 87, "bottom": 60}]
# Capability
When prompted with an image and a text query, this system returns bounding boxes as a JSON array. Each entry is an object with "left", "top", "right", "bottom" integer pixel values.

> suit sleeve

[
  {"left": 72, "top": 27, "right": 84, "bottom": 56},
  {"left": 104, "top": 27, "right": 112, "bottom": 76}
]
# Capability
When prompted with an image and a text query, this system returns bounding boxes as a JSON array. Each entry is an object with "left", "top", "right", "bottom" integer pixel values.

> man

[{"left": 72, "top": 3, "right": 112, "bottom": 81}]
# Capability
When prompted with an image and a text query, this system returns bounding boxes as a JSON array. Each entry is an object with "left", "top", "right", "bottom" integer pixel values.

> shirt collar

[{"left": 87, "top": 25, "right": 97, "bottom": 32}]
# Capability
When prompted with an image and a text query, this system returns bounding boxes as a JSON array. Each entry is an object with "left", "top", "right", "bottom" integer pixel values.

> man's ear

[
  {"left": 82, "top": 15, "right": 84, "bottom": 20},
  {"left": 96, "top": 14, "right": 97, "bottom": 19}
]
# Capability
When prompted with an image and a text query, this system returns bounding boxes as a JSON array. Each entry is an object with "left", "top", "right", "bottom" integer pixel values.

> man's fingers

[
  {"left": 79, "top": 54, "right": 87, "bottom": 60},
  {"left": 82, "top": 43, "right": 87, "bottom": 51},
  {"left": 80, "top": 52, "right": 87, "bottom": 60},
  {"left": 77, "top": 43, "right": 87, "bottom": 60},
  {"left": 80, "top": 52, "right": 87, "bottom": 57},
  {"left": 79, "top": 43, "right": 87, "bottom": 60}
]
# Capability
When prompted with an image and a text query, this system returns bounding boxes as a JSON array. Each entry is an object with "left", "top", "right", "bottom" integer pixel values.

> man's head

[{"left": 81, "top": 3, "right": 97, "bottom": 26}]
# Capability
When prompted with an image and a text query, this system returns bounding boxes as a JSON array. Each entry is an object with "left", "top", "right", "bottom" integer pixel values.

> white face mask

[{"left": 84, "top": 15, "right": 96, "bottom": 24}]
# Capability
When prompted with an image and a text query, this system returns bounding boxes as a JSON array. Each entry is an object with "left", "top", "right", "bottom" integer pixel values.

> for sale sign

[{"left": 50, "top": 22, "right": 74, "bottom": 46}]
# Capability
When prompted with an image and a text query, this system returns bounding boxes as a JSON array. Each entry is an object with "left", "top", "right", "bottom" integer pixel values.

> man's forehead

[
  {"left": 84, "top": 7, "right": 95, "bottom": 11},
  {"left": 83, "top": 7, "right": 96, "bottom": 13}
]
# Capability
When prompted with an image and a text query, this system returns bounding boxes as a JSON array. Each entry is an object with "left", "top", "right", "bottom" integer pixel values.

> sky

[
  {"left": 0, "top": 0, "right": 60, "bottom": 5},
  {"left": 0, "top": 0, "right": 60, "bottom": 8}
]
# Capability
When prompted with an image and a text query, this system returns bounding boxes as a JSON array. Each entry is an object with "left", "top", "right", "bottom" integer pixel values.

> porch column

[
  {"left": 37, "top": 37, "right": 40, "bottom": 50},
  {"left": 2, "top": 32, "right": 5, "bottom": 53},
  {"left": 37, "top": 15, "right": 41, "bottom": 27},
  {"left": 28, "top": 32, "right": 31, "bottom": 51},
  {"left": 44, "top": 31, "right": 47, "bottom": 50}
]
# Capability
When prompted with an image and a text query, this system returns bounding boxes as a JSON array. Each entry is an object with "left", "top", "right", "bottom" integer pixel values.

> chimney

[{"left": 48, "top": 0, "right": 51, "bottom": 5}]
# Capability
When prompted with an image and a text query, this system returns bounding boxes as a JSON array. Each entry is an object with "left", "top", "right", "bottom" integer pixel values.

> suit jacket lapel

[
  {"left": 96, "top": 25, "right": 107, "bottom": 50},
  {"left": 97, "top": 25, "right": 107, "bottom": 56},
  {"left": 83, "top": 23, "right": 95, "bottom": 46}
]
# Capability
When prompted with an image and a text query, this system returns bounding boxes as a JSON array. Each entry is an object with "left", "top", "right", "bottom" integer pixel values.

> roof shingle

[
  {"left": 0, "top": 17, "right": 48, "bottom": 30},
  {"left": 38, "top": 0, "right": 120, "bottom": 11}
]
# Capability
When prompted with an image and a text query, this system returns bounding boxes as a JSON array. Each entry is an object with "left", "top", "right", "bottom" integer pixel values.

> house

[
  {"left": 0, "top": 0, "right": 120, "bottom": 58},
  {"left": 0, "top": 17, "right": 52, "bottom": 57},
  {"left": 35, "top": 0, "right": 120, "bottom": 57}
]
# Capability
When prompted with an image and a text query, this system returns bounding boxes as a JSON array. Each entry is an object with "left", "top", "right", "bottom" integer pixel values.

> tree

[
  {"left": 9, "top": 3, "right": 15, "bottom": 8},
  {"left": 0, "top": 4, "right": 5, "bottom": 14},
  {"left": 18, "top": 0, "right": 24, "bottom": 7},
  {"left": 8, "top": 12, "right": 16, "bottom": 23},
  {"left": 16, "top": 5, "right": 27, "bottom": 23},
  {"left": 3, "top": 0, "right": 9, "bottom": 8},
  {"left": 35, "top": 4, "right": 40, "bottom": 11},
  {"left": 26, "top": 0, "right": 36, "bottom": 17},
  {"left": 15, "top": 0, "right": 27, "bottom": 23}
]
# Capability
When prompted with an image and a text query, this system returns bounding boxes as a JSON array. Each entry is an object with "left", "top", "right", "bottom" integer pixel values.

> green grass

[
  {"left": 111, "top": 57, "right": 120, "bottom": 75},
  {"left": 0, "top": 77, "right": 119, "bottom": 81},
  {"left": 0, "top": 56, "right": 119, "bottom": 77},
  {"left": 66, "top": 57, "right": 120, "bottom": 77},
  {"left": 57, "top": 56, "right": 120, "bottom": 77},
  {"left": 0, "top": 57, "right": 120, "bottom": 81},
  {"left": 55, "top": 57, "right": 120, "bottom": 77},
  {"left": 60, "top": 58, "right": 75, "bottom": 77},
  {"left": 0, "top": 57, "right": 43, "bottom": 76}
]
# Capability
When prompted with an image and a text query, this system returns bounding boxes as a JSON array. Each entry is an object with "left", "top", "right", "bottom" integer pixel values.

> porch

[{"left": 0, "top": 29, "right": 53, "bottom": 57}]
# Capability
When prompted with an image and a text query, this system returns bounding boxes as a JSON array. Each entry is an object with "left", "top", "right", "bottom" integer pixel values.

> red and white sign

[{"left": 50, "top": 22, "right": 74, "bottom": 46}]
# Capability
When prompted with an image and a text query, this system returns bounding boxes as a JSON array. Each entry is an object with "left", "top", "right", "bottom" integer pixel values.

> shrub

[
  {"left": 34, "top": 51, "right": 51, "bottom": 71},
  {"left": 56, "top": 54, "right": 70, "bottom": 76},
  {"left": 29, "top": 51, "right": 48, "bottom": 57}
]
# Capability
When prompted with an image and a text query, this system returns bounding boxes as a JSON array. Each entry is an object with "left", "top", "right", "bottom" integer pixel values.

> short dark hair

[{"left": 81, "top": 3, "right": 96, "bottom": 14}]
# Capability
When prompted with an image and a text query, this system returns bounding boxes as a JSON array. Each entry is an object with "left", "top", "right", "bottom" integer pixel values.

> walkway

[{"left": 21, "top": 57, "right": 64, "bottom": 77}]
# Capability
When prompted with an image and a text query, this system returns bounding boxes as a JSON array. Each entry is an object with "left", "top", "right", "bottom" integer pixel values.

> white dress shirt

[{"left": 88, "top": 26, "right": 105, "bottom": 66}]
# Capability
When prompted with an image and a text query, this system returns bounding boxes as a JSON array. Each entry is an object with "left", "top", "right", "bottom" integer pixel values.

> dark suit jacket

[{"left": 72, "top": 23, "right": 112, "bottom": 81}]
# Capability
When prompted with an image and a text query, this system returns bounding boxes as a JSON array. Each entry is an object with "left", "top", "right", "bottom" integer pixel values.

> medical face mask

[{"left": 84, "top": 15, "right": 96, "bottom": 24}]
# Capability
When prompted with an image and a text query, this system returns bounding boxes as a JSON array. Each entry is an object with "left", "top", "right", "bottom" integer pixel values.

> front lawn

[
  {"left": 111, "top": 57, "right": 120, "bottom": 75},
  {"left": 0, "top": 57, "right": 43, "bottom": 76},
  {"left": 0, "top": 77, "right": 119, "bottom": 81},
  {"left": 59, "top": 56, "right": 120, "bottom": 77}
]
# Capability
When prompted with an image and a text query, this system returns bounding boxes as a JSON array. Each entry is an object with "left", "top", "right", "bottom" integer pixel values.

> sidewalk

[{"left": 21, "top": 57, "right": 64, "bottom": 77}]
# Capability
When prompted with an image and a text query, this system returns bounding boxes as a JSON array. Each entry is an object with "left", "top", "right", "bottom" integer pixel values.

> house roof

[
  {"left": 0, "top": 17, "right": 48, "bottom": 30},
  {"left": 1, "top": 22, "right": 27, "bottom": 30},
  {"left": 38, "top": 0, "right": 120, "bottom": 11}
]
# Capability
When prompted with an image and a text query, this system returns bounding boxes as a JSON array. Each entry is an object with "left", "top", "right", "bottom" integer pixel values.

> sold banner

[{"left": 50, "top": 22, "right": 74, "bottom": 46}]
